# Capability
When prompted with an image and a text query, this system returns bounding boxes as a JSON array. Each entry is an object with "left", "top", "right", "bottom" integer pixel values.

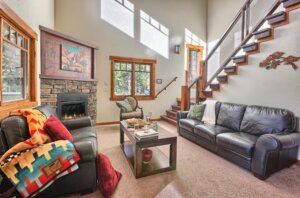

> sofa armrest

[
  {"left": 252, "top": 132, "right": 300, "bottom": 179},
  {"left": 62, "top": 116, "right": 92, "bottom": 130},
  {"left": 176, "top": 111, "right": 189, "bottom": 133},
  {"left": 74, "top": 140, "right": 97, "bottom": 163}
]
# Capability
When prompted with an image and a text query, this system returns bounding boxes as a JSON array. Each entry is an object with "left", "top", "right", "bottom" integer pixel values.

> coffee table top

[{"left": 120, "top": 120, "right": 177, "bottom": 144}]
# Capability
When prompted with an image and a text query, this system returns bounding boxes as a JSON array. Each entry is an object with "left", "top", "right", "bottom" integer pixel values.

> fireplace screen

[{"left": 57, "top": 93, "right": 88, "bottom": 120}]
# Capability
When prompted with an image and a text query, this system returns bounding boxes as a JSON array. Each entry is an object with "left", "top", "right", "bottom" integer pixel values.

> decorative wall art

[
  {"left": 260, "top": 51, "right": 299, "bottom": 70},
  {"left": 61, "top": 44, "right": 86, "bottom": 73}
]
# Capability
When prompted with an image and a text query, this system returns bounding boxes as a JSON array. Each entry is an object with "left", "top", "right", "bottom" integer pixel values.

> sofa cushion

[
  {"left": 240, "top": 105, "right": 296, "bottom": 135},
  {"left": 45, "top": 115, "right": 73, "bottom": 141},
  {"left": 217, "top": 103, "right": 247, "bottom": 131},
  {"left": 194, "top": 123, "right": 232, "bottom": 143},
  {"left": 216, "top": 132, "right": 258, "bottom": 159},
  {"left": 70, "top": 126, "right": 97, "bottom": 140},
  {"left": 179, "top": 119, "right": 202, "bottom": 133},
  {"left": 121, "top": 111, "right": 142, "bottom": 119}
]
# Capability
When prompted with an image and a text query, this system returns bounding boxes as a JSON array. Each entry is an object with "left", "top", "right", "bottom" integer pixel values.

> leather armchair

[
  {"left": 252, "top": 133, "right": 300, "bottom": 179},
  {"left": 0, "top": 105, "right": 98, "bottom": 197}
]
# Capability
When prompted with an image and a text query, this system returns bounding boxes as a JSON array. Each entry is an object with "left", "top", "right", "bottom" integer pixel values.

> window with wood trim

[
  {"left": 0, "top": 2, "right": 38, "bottom": 119},
  {"left": 110, "top": 56, "right": 156, "bottom": 100}
]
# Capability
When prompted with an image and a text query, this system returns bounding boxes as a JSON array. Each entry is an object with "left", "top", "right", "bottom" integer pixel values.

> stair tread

[
  {"left": 266, "top": 11, "right": 286, "bottom": 20},
  {"left": 241, "top": 42, "right": 258, "bottom": 48},
  {"left": 253, "top": 28, "right": 271, "bottom": 35}
]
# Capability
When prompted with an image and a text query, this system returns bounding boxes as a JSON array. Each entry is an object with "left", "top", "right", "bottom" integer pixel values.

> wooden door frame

[{"left": 185, "top": 44, "right": 204, "bottom": 86}]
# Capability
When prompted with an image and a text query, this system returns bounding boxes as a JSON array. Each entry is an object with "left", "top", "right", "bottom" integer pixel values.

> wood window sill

[{"left": 0, "top": 100, "right": 38, "bottom": 120}]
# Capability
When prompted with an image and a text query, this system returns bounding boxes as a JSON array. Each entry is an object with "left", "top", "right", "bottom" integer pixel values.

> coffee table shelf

[{"left": 120, "top": 121, "right": 177, "bottom": 178}]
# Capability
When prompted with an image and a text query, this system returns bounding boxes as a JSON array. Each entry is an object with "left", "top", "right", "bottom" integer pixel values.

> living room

[{"left": 0, "top": 0, "right": 299, "bottom": 197}]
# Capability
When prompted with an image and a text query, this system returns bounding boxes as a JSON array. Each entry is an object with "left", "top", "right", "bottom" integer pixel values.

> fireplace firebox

[{"left": 57, "top": 93, "right": 88, "bottom": 120}]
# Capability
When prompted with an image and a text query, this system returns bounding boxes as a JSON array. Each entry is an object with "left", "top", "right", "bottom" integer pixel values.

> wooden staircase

[
  {"left": 160, "top": 98, "right": 181, "bottom": 125},
  {"left": 161, "top": 98, "right": 196, "bottom": 125},
  {"left": 202, "top": 0, "right": 300, "bottom": 99}
]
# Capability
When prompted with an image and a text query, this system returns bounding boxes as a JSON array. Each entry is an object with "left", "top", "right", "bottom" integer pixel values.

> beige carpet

[{"left": 71, "top": 121, "right": 300, "bottom": 198}]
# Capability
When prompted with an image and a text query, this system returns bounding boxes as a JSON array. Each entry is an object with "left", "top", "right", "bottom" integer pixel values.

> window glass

[{"left": 2, "top": 41, "right": 27, "bottom": 102}]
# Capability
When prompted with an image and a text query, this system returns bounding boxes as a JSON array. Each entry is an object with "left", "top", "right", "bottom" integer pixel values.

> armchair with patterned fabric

[{"left": 117, "top": 96, "right": 144, "bottom": 120}]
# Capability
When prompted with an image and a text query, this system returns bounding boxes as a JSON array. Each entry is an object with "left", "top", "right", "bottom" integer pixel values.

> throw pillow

[
  {"left": 187, "top": 104, "right": 206, "bottom": 121},
  {"left": 44, "top": 115, "right": 73, "bottom": 141},
  {"left": 202, "top": 100, "right": 217, "bottom": 124},
  {"left": 98, "top": 153, "right": 122, "bottom": 198},
  {"left": 116, "top": 100, "right": 133, "bottom": 113}
]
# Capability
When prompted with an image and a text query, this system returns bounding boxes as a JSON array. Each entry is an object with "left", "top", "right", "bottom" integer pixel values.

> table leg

[
  {"left": 170, "top": 139, "right": 177, "bottom": 169},
  {"left": 120, "top": 127, "right": 124, "bottom": 144},
  {"left": 134, "top": 145, "right": 143, "bottom": 178}
]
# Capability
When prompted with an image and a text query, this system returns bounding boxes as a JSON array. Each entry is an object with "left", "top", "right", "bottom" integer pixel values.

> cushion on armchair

[{"left": 116, "top": 99, "right": 133, "bottom": 113}]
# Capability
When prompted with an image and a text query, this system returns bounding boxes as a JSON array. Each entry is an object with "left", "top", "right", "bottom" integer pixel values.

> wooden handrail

[
  {"left": 155, "top": 77, "right": 177, "bottom": 98},
  {"left": 204, "top": 0, "right": 282, "bottom": 88},
  {"left": 204, "top": 0, "right": 254, "bottom": 62}
]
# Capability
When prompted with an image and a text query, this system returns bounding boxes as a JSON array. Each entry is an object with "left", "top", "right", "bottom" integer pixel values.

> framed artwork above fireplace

[{"left": 40, "top": 26, "right": 98, "bottom": 81}]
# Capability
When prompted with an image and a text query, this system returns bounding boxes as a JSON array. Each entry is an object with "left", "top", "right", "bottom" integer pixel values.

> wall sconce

[{"left": 174, "top": 45, "right": 180, "bottom": 54}]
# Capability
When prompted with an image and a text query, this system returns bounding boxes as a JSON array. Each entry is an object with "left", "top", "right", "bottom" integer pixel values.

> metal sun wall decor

[{"left": 260, "top": 51, "right": 299, "bottom": 70}]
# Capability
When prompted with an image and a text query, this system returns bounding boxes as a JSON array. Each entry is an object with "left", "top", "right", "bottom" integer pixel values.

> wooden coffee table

[{"left": 120, "top": 121, "right": 177, "bottom": 178}]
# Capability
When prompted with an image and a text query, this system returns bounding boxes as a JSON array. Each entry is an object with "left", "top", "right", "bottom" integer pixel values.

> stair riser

[
  {"left": 171, "top": 106, "right": 181, "bottom": 112},
  {"left": 217, "top": 76, "right": 228, "bottom": 83},
  {"left": 254, "top": 29, "right": 272, "bottom": 40},
  {"left": 242, "top": 43, "right": 258, "bottom": 53},
  {"left": 161, "top": 116, "right": 177, "bottom": 126},
  {"left": 202, "top": 91, "right": 213, "bottom": 98},
  {"left": 209, "top": 84, "right": 220, "bottom": 91},
  {"left": 282, "top": 0, "right": 300, "bottom": 8},
  {"left": 224, "top": 67, "right": 237, "bottom": 74},
  {"left": 267, "top": 13, "right": 287, "bottom": 25},
  {"left": 166, "top": 113, "right": 176, "bottom": 120},
  {"left": 232, "top": 56, "right": 247, "bottom": 64}
]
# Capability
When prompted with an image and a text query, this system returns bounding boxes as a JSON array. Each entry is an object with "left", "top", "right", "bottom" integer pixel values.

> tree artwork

[{"left": 260, "top": 51, "right": 299, "bottom": 70}]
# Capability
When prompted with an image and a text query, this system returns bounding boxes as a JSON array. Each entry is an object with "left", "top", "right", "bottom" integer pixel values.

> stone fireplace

[
  {"left": 39, "top": 26, "right": 98, "bottom": 123},
  {"left": 40, "top": 79, "right": 97, "bottom": 123}
]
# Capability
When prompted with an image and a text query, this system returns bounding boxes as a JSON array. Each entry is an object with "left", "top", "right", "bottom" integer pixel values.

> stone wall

[{"left": 40, "top": 79, "right": 98, "bottom": 122}]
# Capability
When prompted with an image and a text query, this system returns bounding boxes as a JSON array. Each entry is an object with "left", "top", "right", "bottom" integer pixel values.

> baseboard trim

[{"left": 96, "top": 121, "right": 120, "bottom": 126}]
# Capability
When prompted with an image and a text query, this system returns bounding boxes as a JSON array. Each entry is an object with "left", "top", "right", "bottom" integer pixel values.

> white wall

[
  {"left": 3, "top": 0, "right": 55, "bottom": 104},
  {"left": 207, "top": 2, "right": 300, "bottom": 159},
  {"left": 54, "top": 0, "right": 207, "bottom": 122}
]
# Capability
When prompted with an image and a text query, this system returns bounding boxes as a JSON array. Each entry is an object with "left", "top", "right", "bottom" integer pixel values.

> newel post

[
  {"left": 199, "top": 61, "right": 206, "bottom": 98},
  {"left": 181, "top": 85, "right": 189, "bottom": 111}
]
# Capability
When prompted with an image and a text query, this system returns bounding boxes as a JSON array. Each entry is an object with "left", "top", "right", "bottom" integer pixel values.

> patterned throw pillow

[
  {"left": 187, "top": 104, "right": 207, "bottom": 121},
  {"left": 116, "top": 100, "right": 133, "bottom": 113}
]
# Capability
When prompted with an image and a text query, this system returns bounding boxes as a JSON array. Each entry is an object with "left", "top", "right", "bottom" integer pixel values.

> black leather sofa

[
  {"left": 0, "top": 106, "right": 98, "bottom": 197},
  {"left": 177, "top": 102, "right": 300, "bottom": 179}
]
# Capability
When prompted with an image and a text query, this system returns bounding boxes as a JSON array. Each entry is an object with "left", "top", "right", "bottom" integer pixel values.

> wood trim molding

[
  {"left": 40, "top": 74, "right": 98, "bottom": 82},
  {"left": 39, "top": 25, "right": 98, "bottom": 49},
  {"left": 0, "top": 2, "right": 37, "bottom": 40},
  {"left": 185, "top": 44, "right": 203, "bottom": 86},
  {"left": 109, "top": 56, "right": 157, "bottom": 64},
  {"left": 96, "top": 121, "right": 120, "bottom": 126}
]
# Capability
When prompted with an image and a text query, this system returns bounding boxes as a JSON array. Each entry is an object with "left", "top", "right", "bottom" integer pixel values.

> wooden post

[
  {"left": 199, "top": 61, "right": 206, "bottom": 98},
  {"left": 181, "top": 85, "right": 189, "bottom": 111}
]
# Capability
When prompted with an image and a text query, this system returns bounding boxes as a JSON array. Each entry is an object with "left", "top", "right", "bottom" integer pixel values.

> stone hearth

[{"left": 40, "top": 79, "right": 97, "bottom": 123}]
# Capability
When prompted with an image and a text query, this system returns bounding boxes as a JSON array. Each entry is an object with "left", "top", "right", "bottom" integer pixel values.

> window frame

[
  {"left": 0, "top": 2, "right": 38, "bottom": 119},
  {"left": 110, "top": 56, "right": 156, "bottom": 101}
]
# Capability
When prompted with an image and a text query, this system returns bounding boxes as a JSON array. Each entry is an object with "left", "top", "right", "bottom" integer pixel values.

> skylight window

[
  {"left": 101, "top": 0, "right": 134, "bottom": 37},
  {"left": 140, "top": 10, "right": 169, "bottom": 59}
]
